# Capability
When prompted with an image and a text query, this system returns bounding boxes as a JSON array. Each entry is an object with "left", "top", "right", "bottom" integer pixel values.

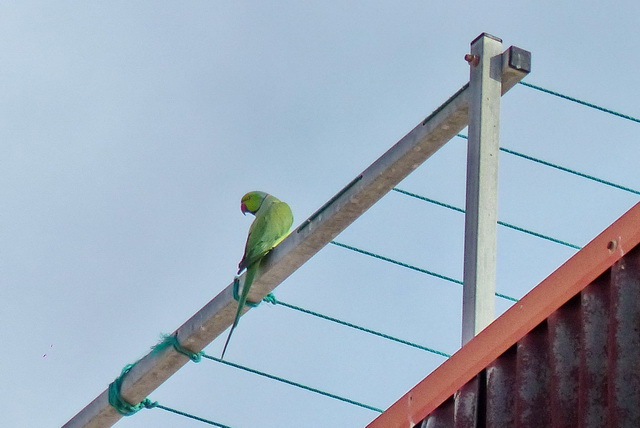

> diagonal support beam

[{"left": 63, "top": 39, "right": 530, "bottom": 428}]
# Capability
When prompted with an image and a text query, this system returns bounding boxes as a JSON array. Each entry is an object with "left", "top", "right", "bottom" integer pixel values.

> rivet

[{"left": 465, "top": 54, "right": 480, "bottom": 67}]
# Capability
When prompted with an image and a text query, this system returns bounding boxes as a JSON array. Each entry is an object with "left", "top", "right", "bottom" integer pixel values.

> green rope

[
  {"left": 232, "top": 277, "right": 261, "bottom": 308},
  {"left": 500, "top": 147, "right": 640, "bottom": 197},
  {"left": 150, "top": 402, "right": 233, "bottom": 428},
  {"left": 495, "top": 216, "right": 581, "bottom": 249},
  {"left": 263, "top": 294, "right": 451, "bottom": 358},
  {"left": 519, "top": 81, "right": 640, "bottom": 124},
  {"left": 329, "top": 240, "right": 519, "bottom": 303},
  {"left": 330, "top": 241, "right": 463, "bottom": 285},
  {"left": 107, "top": 382, "right": 231, "bottom": 427},
  {"left": 203, "top": 353, "right": 383, "bottom": 413},
  {"left": 108, "top": 364, "right": 158, "bottom": 416},
  {"left": 392, "top": 187, "right": 582, "bottom": 250},
  {"left": 153, "top": 333, "right": 204, "bottom": 362},
  {"left": 456, "top": 133, "right": 640, "bottom": 197},
  {"left": 262, "top": 293, "right": 277, "bottom": 304},
  {"left": 108, "top": 334, "right": 205, "bottom": 416},
  {"left": 393, "top": 187, "right": 465, "bottom": 214}
]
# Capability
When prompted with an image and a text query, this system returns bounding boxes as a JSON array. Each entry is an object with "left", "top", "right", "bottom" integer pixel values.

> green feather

[{"left": 220, "top": 260, "right": 260, "bottom": 359}]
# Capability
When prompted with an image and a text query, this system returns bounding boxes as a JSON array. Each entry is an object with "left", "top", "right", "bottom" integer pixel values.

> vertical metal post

[{"left": 462, "top": 33, "right": 503, "bottom": 345}]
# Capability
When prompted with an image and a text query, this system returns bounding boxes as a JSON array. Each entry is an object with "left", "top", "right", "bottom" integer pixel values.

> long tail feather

[{"left": 221, "top": 259, "right": 260, "bottom": 359}]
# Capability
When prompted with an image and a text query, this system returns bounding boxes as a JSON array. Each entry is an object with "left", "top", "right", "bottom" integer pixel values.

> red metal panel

[
  {"left": 548, "top": 296, "right": 580, "bottom": 427},
  {"left": 608, "top": 250, "right": 640, "bottom": 427},
  {"left": 453, "top": 376, "right": 479, "bottom": 428},
  {"left": 579, "top": 274, "right": 609, "bottom": 427},
  {"left": 515, "top": 323, "right": 551, "bottom": 427},
  {"left": 367, "top": 202, "right": 640, "bottom": 428},
  {"left": 420, "top": 398, "right": 454, "bottom": 428},
  {"left": 485, "top": 346, "right": 516, "bottom": 428}
]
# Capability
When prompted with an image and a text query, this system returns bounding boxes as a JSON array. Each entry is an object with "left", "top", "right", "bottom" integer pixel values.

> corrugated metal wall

[{"left": 418, "top": 244, "right": 640, "bottom": 428}]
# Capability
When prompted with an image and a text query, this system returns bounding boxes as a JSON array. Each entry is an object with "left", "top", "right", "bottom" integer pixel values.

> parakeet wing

[{"left": 238, "top": 199, "right": 293, "bottom": 272}]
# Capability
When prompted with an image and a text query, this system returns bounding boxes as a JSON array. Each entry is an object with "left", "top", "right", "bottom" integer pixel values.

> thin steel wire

[
  {"left": 264, "top": 294, "right": 452, "bottom": 358},
  {"left": 329, "top": 241, "right": 518, "bottom": 302},
  {"left": 203, "top": 354, "right": 383, "bottom": 413},
  {"left": 457, "top": 133, "right": 640, "bottom": 197},
  {"left": 151, "top": 403, "right": 232, "bottom": 428},
  {"left": 519, "top": 81, "right": 640, "bottom": 124},
  {"left": 392, "top": 187, "right": 582, "bottom": 250}
]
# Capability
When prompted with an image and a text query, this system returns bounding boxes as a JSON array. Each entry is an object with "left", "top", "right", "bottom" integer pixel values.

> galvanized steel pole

[{"left": 462, "top": 33, "right": 503, "bottom": 345}]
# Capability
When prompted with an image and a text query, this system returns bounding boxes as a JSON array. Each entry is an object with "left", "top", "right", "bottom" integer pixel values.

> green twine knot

[
  {"left": 262, "top": 293, "right": 277, "bottom": 304},
  {"left": 153, "top": 333, "right": 204, "bottom": 362},
  {"left": 108, "top": 334, "right": 203, "bottom": 416},
  {"left": 141, "top": 399, "right": 158, "bottom": 409},
  {"left": 108, "top": 364, "right": 158, "bottom": 416},
  {"left": 232, "top": 277, "right": 278, "bottom": 307}
]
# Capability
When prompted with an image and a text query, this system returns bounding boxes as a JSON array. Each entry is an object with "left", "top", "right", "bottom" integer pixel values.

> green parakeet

[{"left": 221, "top": 191, "right": 294, "bottom": 359}]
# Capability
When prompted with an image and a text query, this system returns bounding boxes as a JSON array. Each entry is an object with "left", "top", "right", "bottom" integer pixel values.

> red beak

[{"left": 241, "top": 202, "right": 248, "bottom": 215}]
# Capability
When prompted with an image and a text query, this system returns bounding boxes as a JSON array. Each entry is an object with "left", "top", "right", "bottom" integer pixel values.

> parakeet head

[{"left": 240, "top": 191, "right": 269, "bottom": 215}]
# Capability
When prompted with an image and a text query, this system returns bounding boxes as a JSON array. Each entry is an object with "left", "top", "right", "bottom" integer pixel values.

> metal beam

[
  {"left": 462, "top": 33, "right": 503, "bottom": 345},
  {"left": 63, "top": 38, "right": 530, "bottom": 428}
]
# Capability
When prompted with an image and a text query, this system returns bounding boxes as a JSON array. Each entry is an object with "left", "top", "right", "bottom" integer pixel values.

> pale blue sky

[{"left": 2, "top": 2, "right": 639, "bottom": 427}]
